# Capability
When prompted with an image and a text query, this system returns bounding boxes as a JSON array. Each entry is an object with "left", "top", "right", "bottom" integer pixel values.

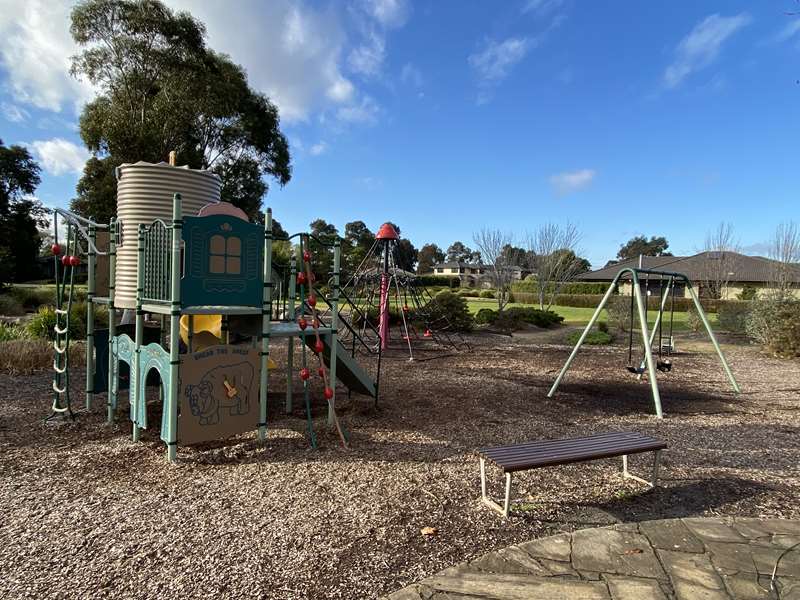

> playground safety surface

[{"left": 0, "top": 332, "right": 798, "bottom": 599}]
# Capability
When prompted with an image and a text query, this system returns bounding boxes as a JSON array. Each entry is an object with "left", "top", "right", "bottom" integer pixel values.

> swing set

[{"left": 548, "top": 267, "right": 740, "bottom": 418}]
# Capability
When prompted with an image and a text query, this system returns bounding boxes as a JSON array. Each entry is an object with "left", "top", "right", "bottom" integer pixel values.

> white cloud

[
  {"left": 362, "top": 0, "right": 410, "bottom": 28},
  {"left": 774, "top": 19, "right": 800, "bottom": 44},
  {"left": 309, "top": 141, "right": 328, "bottom": 156},
  {"left": 400, "top": 63, "right": 423, "bottom": 87},
  {"left": 337, "top": 95, "right": 380, "bottom": 124},
  {"left": 1, "top": 102, "right": 29, "bottom": 122},
  {"left": 664, "top": 13, "right": 751, "bottom": 89},
  {"left": 348, "top": 30, "right": 386, "bottom": 77},
  {"left": 0, "top": 0, "right": 96, "bottom": 113},
  {"left": 469, "top": 37, "right": 532, "bottom": 104},
  {"left": 549, "top": 169, "right": 596, "bottom": 196},
  {"left": 521, "top": 0, "right": 564, "bottom": 16},
  {"left": 29, "top": 138, "right": 89, "bottom": 176}
]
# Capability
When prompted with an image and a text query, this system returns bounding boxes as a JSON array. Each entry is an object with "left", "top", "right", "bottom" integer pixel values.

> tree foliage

[
  {"left": 417, "top": 243, "right": 444, "bottom": 273},
  {"left": 446, "top": 241, "right": 479, "bottom": 263},
  {"left": 0, "top": 140, "right": 45, "bottom": 285},
  {"left": 616, "top": 235, "right": 671, "bottom": 261},
  {"left": 69, "top": 0, "right": 291, "bottom": 222}
]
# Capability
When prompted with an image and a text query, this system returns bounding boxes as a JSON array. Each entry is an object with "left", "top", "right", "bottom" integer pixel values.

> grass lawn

[{"left": 464, "top": 297, "right": 718, "bottom": 331}]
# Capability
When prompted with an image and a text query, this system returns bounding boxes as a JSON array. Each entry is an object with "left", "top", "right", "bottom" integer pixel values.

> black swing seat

[
  {"left": 626, "top": 366, "right": 646, "bottom": 374},
  {"left": 657, "top": 360, "right": 672, "bottom": 373}
]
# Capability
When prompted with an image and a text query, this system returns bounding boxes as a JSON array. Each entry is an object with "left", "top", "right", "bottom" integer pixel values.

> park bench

[{"left": 478, "top": 431, "right": 667, "bottom": 517}]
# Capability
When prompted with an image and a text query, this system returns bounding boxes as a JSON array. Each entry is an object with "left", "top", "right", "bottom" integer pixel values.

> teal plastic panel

[{"left": 181, "top": 215, "right": 263, "bottom": 308}]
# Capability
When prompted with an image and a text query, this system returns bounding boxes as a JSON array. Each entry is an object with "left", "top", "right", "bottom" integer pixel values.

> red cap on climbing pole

[{"left": 376, "top": 223, "right": 399, "bottom": 240}]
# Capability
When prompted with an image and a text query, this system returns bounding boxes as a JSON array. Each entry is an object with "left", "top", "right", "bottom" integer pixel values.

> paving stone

[
  {"left": 470, "top": 552, "right": 529, "bottom": 574},
  {"left": 683, "top": 518, "right": 747, "bottom": 544},
  {"left": 539, "top": 558, "right": 579, "bottom": 577},
  {"left": 658, "top": 549, "right": 730, "bottom": 600},
  {"left": 495, "top": 546, "right": 551, "bottom": 576},
  {"left": 572, "top": 528, "right": 666, "bottom": 579},
  {"left": 706, "top": 541, "right": 800, "bottom": 576},
  {"left": 613, "top": 523, "right": 641, "bottom": 533},
  {"left": 425, "top": 572, "right": 610, "bottom": 600},
  {"left": 386, "top": 585, "right": 427, "bottom": 600},
  {"left": 718, "top": 572, "right": 775, "bottom": 600},
  {"left": 578, "top": 570, "right": 603, "bottom": 580},
  {"left": 517, "top": 533, "right": 571, "bottom": 562},
  {"left": 640, "top": 519, "right": 705, "bottom": 553},
  {"left": 605, "top": 575, "right": 669, "bottom": 600}
]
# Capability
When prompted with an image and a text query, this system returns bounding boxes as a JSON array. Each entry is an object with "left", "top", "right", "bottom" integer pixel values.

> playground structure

[
  {"left": 49, "top": 161, "right": 379, "bottom": 459},
  {"left": 340, "top": 222, "right": 469, "bottom": 361},
  {"left": 547, "top": 267, "right": 740, "bottom": 417}
]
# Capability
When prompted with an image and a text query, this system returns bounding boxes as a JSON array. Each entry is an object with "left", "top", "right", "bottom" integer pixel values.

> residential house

[{"left": 430, "top": 261, "right": 528, "bottom": 288}]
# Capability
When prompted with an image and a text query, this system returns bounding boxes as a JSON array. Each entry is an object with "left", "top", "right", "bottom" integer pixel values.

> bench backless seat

[{"left": 478, "top": 431, "right": 667, "bottom": 517}]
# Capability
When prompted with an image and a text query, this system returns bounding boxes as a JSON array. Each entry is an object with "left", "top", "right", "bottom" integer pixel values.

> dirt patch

[{"left": 0, "top": 334, "right": 798, "bottom": 599}]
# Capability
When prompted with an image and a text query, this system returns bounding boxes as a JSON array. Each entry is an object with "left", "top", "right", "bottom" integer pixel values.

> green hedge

[
  {"left": 511, "top": 280, "right": 611, "bottom": 295},
  {"left": 511, "top": 292, "right": 724, "bottom": 313},
  {"left": 415, "top": 275, "right": 461, "bottom": 288}
]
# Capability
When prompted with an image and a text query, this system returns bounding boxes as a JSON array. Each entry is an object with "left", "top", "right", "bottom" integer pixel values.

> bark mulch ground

[{"left": 1, "top": 333, "right": 798, "bottom": 599}]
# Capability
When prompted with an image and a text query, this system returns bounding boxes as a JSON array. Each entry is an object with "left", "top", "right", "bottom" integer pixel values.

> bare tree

[
  {"left": 769, "top": 221, "right": 800, "bottom": 296},
  {"left": 524, "top": 222, "right": 583, "bottom": 310},
  {"left": 472, "top": 227, "right": 518, "bottom": 310},
  {"left": 700, "top": 222, "right": 740, "bottom": 299}
]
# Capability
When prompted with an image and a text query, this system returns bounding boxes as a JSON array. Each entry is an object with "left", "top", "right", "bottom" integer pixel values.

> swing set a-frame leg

[{"left": 632, "top": 276, "right": 663, "bottom": 418}]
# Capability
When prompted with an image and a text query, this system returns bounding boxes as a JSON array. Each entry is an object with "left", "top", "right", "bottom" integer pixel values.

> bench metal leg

[
  {"left": 621, "top": 450, "right": 662, "bottom": 488},
  {"left": 480, "top": 458, "right": 513, "bottom": 518}
]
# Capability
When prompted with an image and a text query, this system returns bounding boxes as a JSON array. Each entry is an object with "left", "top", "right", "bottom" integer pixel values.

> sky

[{"left": 1, "top": 0, "right": 799, "bottom": 269}]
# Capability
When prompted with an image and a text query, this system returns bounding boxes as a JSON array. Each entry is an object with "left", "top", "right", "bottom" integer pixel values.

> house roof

[{"left": 578, "top": 252, "right": 800, "bottom": 284}]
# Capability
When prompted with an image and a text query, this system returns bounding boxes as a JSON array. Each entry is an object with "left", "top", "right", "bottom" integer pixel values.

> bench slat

[{"left": 479, "top": 432, "right": 666, "bottom": 473}]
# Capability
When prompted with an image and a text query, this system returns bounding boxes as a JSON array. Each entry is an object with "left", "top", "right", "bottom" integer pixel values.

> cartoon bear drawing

[{"left": 185, "top": 362, "right": 255, "bottom": 426}]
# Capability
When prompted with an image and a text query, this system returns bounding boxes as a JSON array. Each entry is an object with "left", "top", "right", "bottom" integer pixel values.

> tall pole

[
  {"left": 107, "top": 218, "right": 117, "bottom": 423},
  {"left": 166, "top": 193, "right": 182, "bottom": 461},
  {"left": 85, "top": 222, "right": 96, "bottom": 410},
  {"left": 632, "top": 271, "right": 663, "bottom": 418},
  {"left": 378, "top": 239, "right": 390, "bottom": 351},
  {"left": 258, "top": 208, "right": 273, "bottom": 442}
]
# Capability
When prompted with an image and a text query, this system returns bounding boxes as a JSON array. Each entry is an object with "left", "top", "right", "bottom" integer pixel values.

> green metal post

[
  {"left": 167, "top": 193, "right": 183, "bottom": 461},
  {"left": 686, "top": 282, "right": 740, "bottom": 393},
  {"left": 259, "top": 208, "right": 273, "bottom": 442},
  {"left": 548, "top": 273, "right": 621, "bottom": 397},
  {"left": 107, "top": 218, "right": 117, "bottom": 423},
  {"left": 286, "top": 254, "right": 296, "bottom": 414},
  {"left": 636, "top": 278, "right": 673, "bottom": 378},
  {"left": 328, "top": 240, "right": 340, "bottom": 426},
  {"left": 85, "top": 223, "right": 96, "bottom": 410},
  {"left": 631, "top": 271, "right": 663, "bottom": 418},
  {"left": 133, "top": 224, "right": 145, "bottom": 441}
]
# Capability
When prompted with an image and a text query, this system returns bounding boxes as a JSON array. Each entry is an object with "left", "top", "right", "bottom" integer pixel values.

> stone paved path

[{"left": 383, "top": 518, "right": 800, "bottom": 599}]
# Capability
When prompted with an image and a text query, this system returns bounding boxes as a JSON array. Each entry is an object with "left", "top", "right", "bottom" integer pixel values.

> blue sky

[{"left": 1, "top": 0, "right": 799, "bottom": 268}]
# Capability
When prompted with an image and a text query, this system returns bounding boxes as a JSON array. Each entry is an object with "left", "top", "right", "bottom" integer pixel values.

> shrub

[
  {"left": 511, "top": 280, "right": 611, "bottom": 295},
  {"left": 717, "top": 301, "right": 751, "bottom": 334},
  {"left": 457, "top": 289, "right": 479, "bottom": 298},
  {"left": 745, "top": 296, "right": 800, "bottom": 357},
  {"left": 0, "top": 294, "right": 25, "bottom": 316},
  {"left": 415, "top": 275, "right": 461, "bottom": 288},
  {"left": 479, "top": 289, "right": 495, "bottom": 299},
  {"left": 0, "top": 339, "right": 84, "bottom": 375},
  {"left": 566, "top": 329, "right": 613, "bottom": 345},
  {"left": 474, "top": 308, "right": 498, "bottom": 325},
  {"left": 606, "top": 296, "right": 631, "bottom": 331},
  {"left": 8, "top": 286, "right": 56, "bottom": 310},
  {"left": 504, "top": 306, "right": 564, "bottom": 328},
  {"left": 737, "top": 285, "right": 758, "bottom": 301},
  {"left": 597, "top": 320, "right": 609, "bottom": 333},
  {"left": 0, "top": 322, "right": 31, "bottom": 341},
  {"left": 686, "top": 306, "right": 703, "bottom": 333},
  {"left": 27, "top": 306, "right": 85, "bottom": 340},
  {"left": 424, "top": 291, "right": 473, "bottom": 332}
]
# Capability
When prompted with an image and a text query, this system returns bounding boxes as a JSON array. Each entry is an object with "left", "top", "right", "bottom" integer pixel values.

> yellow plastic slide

[{"left": 179, "top": 314, "right": 277, "bottom": 369}]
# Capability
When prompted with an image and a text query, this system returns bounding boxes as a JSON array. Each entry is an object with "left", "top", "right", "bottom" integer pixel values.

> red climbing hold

[
  {"left": 303, "top": 249, "right": 311, "bottom": 262},
  {"left": 61, "top": 255, "right": 70, "bottom": 266},
  {"left": 299, "top": 367, "right": 310, "bottom": 381},
  {"left": 298, "top": 317, "right": 308, "bottom": 330},
  {"left": 296, "top": 272, "right": 307, "bottom": 285},
  {"left": 69, "top": 255, "right": 80, "bottom": 267},
  {"left": 314, "top": 339, "right": 324, "bottom": 354},
  {"left": 307, "top": 294, "right": 317, "bottom": 308},
  {"left": 324, "top": 387, "right": 334, "bottom": 400},
  {"left": 51, "top": 244, "right": 62, "bottom": 256},
  {"left": 423, "top": 329, "right": 432, "bottom": 337}
]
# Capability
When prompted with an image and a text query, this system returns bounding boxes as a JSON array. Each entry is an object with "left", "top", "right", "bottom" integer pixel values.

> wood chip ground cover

[{"left": 0, "top": 334, "right": 798, "bottom": 599}]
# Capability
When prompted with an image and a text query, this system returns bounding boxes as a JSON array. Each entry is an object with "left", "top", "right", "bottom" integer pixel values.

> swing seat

[
  {"left": 626, "top": 366, "right": 646, "bottom": 375},
  {"left": 657, "top": 360, "right": 672, "bottom": 373}
]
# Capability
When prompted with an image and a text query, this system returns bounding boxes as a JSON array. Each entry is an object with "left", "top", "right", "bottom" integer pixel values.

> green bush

[
  {"left": 479, "top": 289, "right": 495, "bottom": 299},
  {"left": 415, "top": 275, "right": 460, "bottom": 288},
  {"left": 512, "top": 280, "right": 611, "bottom": 295},
  {"left": 0, "top": 294, "right": 25, "bottom": 316},
  {"left": 686, "top": 306, "right": 703, "bottom": 333},
  {"left": 504, "top": 306, "right": 564, "bottom": 328},
  {"left": 457, "top": 289, "right": 479, "bottom": 298},
  {"left": 566, "top": 329, "right": 613, "bottom": 345},
  {"left": 424, "top": 291, "right": 473, "bottom": 332},
  {"left": 597, "top": 320, "right": 609, "bottom": 333},
  {"left": 717, "top": 301, "right": 751, "bottom": 334},
  {"left": 745, "top": 296, "right": 800, "bottom": 357},
  {"left": 474, "top": 308, "right": 499, "bottom": 325},
  {"left": 0, "top": 322, "right": 31, "bottom": 341},
  {"left": 27, "top": 305, "right": 85, "bottom": 340},
  {"left": 606, "top": 296, "right": 631, "bottom": 331},
  {"left": 737, "top": 285, "right": 758, "bottom": 301},
  {"left": 8, "top": 286, "right": 56, "bottom": 310}
]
